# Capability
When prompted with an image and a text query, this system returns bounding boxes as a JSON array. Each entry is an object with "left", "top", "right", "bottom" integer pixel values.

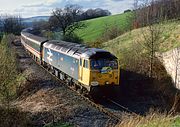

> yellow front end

[
  {"left": 90, "top": 69, "right": 119, "bottom": 87},
  {"left": 78, "top": 58, "right": 120, "bottom": 91}
]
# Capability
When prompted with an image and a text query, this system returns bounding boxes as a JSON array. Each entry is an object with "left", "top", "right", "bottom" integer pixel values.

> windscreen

[{"left": 91, "top": 59, "right": 118, "bottom": 70}]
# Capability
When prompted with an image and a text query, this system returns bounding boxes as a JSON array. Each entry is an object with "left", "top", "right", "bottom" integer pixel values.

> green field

[{"left": 75, "top": 12, "right": 132, "bottom": 43}]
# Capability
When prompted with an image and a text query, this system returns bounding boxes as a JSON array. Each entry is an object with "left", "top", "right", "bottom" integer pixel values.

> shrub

[
  {"left": 101, "top": 25, "right": 122, "bottom": 42},
  {"left": 63, "top": 33, "right": 83, "bottom": 44},
  {"left": 0, "top": 35, "right": 25, "bottom": 107}
]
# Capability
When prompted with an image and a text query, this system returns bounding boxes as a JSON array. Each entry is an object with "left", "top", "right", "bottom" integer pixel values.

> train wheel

[{"left": 89, "top": 87, "right": 102, "bottom": 100}]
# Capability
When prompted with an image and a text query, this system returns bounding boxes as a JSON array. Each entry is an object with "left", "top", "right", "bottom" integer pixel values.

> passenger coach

[{"left": 21, "top": 30, "right": 47, "bottom": 62}]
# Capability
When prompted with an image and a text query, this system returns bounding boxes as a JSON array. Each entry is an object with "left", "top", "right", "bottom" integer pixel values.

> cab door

[
  {"left": 79, "top": 58, "right": 90, "bottom": 86},
  {"left": 79, "top": 58, "right": 83, "bottom": 81},
  {"left": 82, "top": 59, "right": 90, "bottom": 85}
]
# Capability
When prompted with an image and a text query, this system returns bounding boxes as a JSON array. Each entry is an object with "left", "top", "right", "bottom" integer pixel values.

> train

[{"left": 21, "top": 28, "right": 120, "bottom": 95}]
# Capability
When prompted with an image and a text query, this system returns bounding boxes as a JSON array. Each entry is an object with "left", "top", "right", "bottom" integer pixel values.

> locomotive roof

[{"left": 44, "top": 40, "right": 117, "bottom": 59}]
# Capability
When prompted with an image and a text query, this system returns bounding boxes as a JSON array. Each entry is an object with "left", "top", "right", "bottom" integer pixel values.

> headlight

[
  {"left": 91, "top": 81, "right": 99, "bottom": 86},
  {"left": 105, "top": 81, "right": 109, "bottom": 85}
]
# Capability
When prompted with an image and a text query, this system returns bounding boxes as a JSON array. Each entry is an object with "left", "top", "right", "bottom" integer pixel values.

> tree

[
  {"left": 33, "top": 20, "right": 49, "bottom": 31},
  {"left": 142, "top": 24, "right": 163, "bottom": 78},
  {"left": 1, "top": 15, "right": 24, "bottom": 35},
  {"left": 135, "top": 0, "right": 164, "bottom": 78},
  {"left": 49, "top": 4, "right": 85, "bottom": 37},
  {"left": 134, "top": 0, "right": 180, "bottom": 27},
  {"left": 81, "top": 8, "right": 111, "bottom": 20},
  {"left": 31, "top": 19, "right": 50, "bottom": 35}
]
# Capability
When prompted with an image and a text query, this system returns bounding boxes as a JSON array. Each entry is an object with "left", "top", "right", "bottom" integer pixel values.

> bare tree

[
  {"left": 49, "top": 4, "right": 85, "bottom": 36},
  {"left": 1, "top": 15, "right": 24, "bottom": 35},
  {"left": 33, "top": 20, "right": 49, "bottom": 31},
  {"left": 134, "top": 0, "right": 180, "bottom": 27},
  {"left": 142, "top": 25, "right": 163, "bottom": 77},
  {"left": 135, "top": 0, "right": 164, "bottom": 78}
]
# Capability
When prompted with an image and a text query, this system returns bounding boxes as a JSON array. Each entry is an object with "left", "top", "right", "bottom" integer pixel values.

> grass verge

[{"left": 119, "top": 112, "right": 180, "bottom": 127}]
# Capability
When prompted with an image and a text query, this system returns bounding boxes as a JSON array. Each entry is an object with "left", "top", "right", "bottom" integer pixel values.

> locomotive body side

[{"left": 42, "top": 41, "right": 79, "bottom": 80}]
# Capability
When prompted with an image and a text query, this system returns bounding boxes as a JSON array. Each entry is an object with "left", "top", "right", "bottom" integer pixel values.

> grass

[
  {"left": 43, "top": 122, "right": 73, "bottom": 127},
  {"left": 75, "top": 12, "right": 132, "bottom": 43},
  {"left": 173, "top": 116, "right": 180, "bottom": 127},
  {"left": 103, "top": 20, "right": 180, "bottom": 63},
  {"left": 119, "top": 112, "right": 180, "bottom": 127},
  {"left": 174, "top": 116, "right": 180, "bottom": 127}
]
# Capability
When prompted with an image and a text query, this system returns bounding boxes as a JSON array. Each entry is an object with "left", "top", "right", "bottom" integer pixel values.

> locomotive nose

[{"left": 91, "top": 70, "right": 119, "bottom": 86}]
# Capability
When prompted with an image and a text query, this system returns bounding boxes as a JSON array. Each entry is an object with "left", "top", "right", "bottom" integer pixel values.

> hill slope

[
  {"left": 22, "top": 16, "right": 49, "bottom": 23},
  {"left": 103, "top": 21, "right": 180, "bottom": 63},
  {"left": 76, "top": 12, "right": 132, "bottom": 43}
]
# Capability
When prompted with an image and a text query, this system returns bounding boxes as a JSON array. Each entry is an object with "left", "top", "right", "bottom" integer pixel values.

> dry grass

[
  {"left": 118, "top": 111, "right": 177, "bottom": 127},
  {"left": 0, "top": 106, "right": 32, "bottom": 127}
]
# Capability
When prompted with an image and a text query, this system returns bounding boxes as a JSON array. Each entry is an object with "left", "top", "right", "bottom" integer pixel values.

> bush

[
  {"left": 101, "top": 25, "right": 122, "bottom": 41},
  {"left": 0, "top": 35, "right": 32, "bottom": 127},
  {"left": 89, "top": 39, "right": 103, "bottom": 48},
  {"left": 63, "top": 33, "right": 83, "bottom": 44},
  {"left": 0, "top": 35, "right": 25, "bottom": 107}
]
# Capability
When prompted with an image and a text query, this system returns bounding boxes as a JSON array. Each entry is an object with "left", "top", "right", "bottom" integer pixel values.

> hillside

[
  {"left": 22, "top": 16, "right": 49, "bottom": 23},
  {"left": 22, "top": 16, "right": 49, "bottom": 27},
  {"left": 75, "top": 12, "right": 132, "bottom": 43},
  {"left": 103, "top": 21, "right": 180, "bottom": 64}
]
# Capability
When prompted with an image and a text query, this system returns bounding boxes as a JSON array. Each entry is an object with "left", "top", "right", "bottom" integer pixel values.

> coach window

[{"left": 84, "top": 60, "right": 89, "bottom": 69}]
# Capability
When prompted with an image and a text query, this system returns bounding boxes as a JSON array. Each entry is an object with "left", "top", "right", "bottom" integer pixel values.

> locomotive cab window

[
  {"left": 83, "top": 60, "right": 89, "bottom": 69},
  {"left": 91, "top": 59, "right": 118, "bottom": 70}
]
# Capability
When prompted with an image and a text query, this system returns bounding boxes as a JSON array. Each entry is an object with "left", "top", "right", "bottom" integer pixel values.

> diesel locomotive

[{"left": 21, "top": 29, "right": 120, "bottom": 94}]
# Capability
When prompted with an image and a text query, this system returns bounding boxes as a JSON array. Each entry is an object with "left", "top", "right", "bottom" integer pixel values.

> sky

[{"left": 0, "top": 0, "right": 136, "bottom": 18}]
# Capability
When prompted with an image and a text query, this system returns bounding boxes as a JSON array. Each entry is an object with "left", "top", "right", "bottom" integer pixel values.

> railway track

[
  {"left": 36, "top": 61, "right": 139, "bottom": 121},
  {"left": 103, "top": 97, "right": 139, "bottom": 116},
  {"left": 22, "top": 44, "right": 139, "bottom": 123}
]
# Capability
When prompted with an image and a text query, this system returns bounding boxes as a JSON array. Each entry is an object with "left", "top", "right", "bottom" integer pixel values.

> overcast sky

[{"left": 0, "top": 0, "right": 135, "bottom": 18}]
